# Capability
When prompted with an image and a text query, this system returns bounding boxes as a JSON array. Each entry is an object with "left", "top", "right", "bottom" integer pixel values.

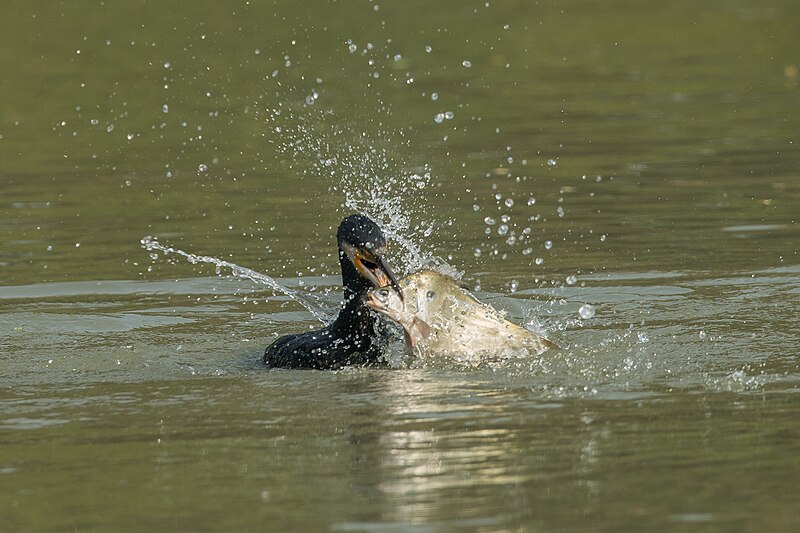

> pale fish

[{"left": 366, "top": 270, "right": 558, "bottom": 361}]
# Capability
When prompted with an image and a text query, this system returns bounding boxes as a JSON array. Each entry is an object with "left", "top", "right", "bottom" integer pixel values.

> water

[
  {"left": 2, "top": 1, "right": 800, "bottom": 530},
  {"left": 141, "top": 235, "right": 336, "bottom": 323}
]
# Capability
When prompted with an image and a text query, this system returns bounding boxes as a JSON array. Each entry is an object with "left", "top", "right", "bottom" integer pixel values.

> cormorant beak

[
  {"left": 370, "top": 254, "right": 403, "bottom": 299},
  {"left": 343, "top": 243, "right": 403, "bottom": 300}
]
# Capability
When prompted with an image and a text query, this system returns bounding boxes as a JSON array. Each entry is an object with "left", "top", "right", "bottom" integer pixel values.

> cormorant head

[{"left": 337, "top": 214, "right": 402, "bottom": 298}]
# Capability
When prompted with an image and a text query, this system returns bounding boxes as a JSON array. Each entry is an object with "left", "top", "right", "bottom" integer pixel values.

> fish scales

[{"left": 367, "top": 270, "right": 557, "bottom": 361}]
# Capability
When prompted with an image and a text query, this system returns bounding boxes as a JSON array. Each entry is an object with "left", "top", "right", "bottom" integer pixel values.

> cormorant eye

[{"left": 427, "top": 290, "right": 436, "bottom": 300}]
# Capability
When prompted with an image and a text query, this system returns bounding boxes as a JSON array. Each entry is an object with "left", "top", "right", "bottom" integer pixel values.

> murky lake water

[{"left": 2, "top": 1, "right": 800, "bottom": 531}]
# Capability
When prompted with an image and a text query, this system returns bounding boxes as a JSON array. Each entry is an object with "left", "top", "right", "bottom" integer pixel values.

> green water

[{"left": 2, "top": 1, "right": 799, "bottom": 531}]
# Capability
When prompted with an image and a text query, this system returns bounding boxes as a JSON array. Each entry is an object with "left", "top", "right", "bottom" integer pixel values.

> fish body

[{"left": 366, "top": 270, "right": 557, "bottom": 361}]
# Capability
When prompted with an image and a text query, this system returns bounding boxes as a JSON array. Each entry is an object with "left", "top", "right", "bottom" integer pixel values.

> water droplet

[
  {"left": 637, "top": 332, "right": 649, "bottom": 343},
  {"left": 425, "top": 45, "right": 432, "bottom": 53},
  {"left": 527, "top": 197, "right": 536, "bottom": 205},
  {"left": 472, "top": 204, "right": 480, "bottom": 211},
  {"left": 699, "top": 330, "right": 707, "bottom": 340},
  {"left": 473, "top": 248, "right": 482, "bottom": 257},
  {"left": 126, "top": 133, "right": 134, "bottom": 141},
  {"left": 444, "top": 111, "right": 454, "bottom": 120},
  {"left": 578, "top": 304, "right": 595, "bottom": 319},
  {"left": 434, "top": 113, "right": 445, "bottom": 124},
  {"left": 484, "top": 216, "right": 496, "bottom": 225},
  {"left": 431, "top": 92, "right": 439, "bottom": 101},
  {"left": 74, "top": 242, "right": 81, "bottom": 248},
  {"left": 164, "top": 62, "right": 171, "bottom": 69},
  {"left": 534, "top": 257, "right": 544, "bottom": 265},
  {"left": 600, "top": 234, "right": 607, "bottom": 242},
  {"left": 393, "top": 54, "right": 402, "bottom": 61},
  {"left": 547, "top": 159, "right": 557, "bottom": 166},
  {"left": 348, "top": 43, "right": 357, "bottom": 53},
  {"left": 510, "top": 280, "right": 518, "bottom": 292},
  {"left": 106, "top": 124, "right": 114, "bottom": 132},
  {"left": 504, "top": 198, "right": 514, "bottom": 207},
  {"left": 557, "top": 206, "right": 565, "bottom": 218},
  {"left": 522, "top": 247, "right": 532, "bottom": 255},
  {"left": 462, "top": 60, "right": 472, "bottom": 68},
  {"left": 566, "top": 275, "right": 577, "bottom": 285},
  {"left": 544, "top": 240, "right": 553, "bottom": 250},
  {"left": 498, "top": 224, "right": 509, "bottom": 236},
  {"left": 198, "top": 163, "right": 207, "bottom": 172},
  {"left": 162, "top": 104, "right": 169, "bottom": 113}
]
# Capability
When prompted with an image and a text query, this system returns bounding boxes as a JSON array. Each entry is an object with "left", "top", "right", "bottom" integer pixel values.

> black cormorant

[{"left": 264, "top": 214, "right": 402, "bottom": 369}]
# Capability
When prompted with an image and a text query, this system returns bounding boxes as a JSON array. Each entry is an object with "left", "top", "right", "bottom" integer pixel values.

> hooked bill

[{"left": 366, "top": 270, "right": 557, "bottom": 361}]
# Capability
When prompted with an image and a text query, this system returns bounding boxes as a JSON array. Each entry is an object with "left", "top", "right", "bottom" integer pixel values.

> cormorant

[{"left": 264, "top": 214, "right": 402, "bottom": 369}]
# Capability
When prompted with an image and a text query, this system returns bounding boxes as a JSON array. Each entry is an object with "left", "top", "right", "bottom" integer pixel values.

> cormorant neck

[
  {"left": 332, "top": 247, "right": 375, "bottom": 333},
  {"left": 338, "top": 247, "right": 373, "bottom": 298}
]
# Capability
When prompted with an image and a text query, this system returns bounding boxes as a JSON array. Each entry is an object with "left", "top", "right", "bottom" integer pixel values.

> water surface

[{"left": 2, "top": 1, "right": 799, "bottom": 531}]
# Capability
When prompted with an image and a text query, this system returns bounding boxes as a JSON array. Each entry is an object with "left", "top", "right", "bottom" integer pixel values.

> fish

[{"left": 366, "top": 270, "right": 558, "bottom": 361}]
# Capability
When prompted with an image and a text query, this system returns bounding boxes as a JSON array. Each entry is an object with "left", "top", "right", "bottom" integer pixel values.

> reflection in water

[
  {"left": 336, "top": 369, "right": 800, "bottom": 530},
  {"left": 2, "top": 365, "right": 799, "bottom": 530},
  {"left": 338, "top": 372, "right": 580, "bottom": 527},
  {"left": 1, "top": 0, "right": 799, "bottom": 529}
]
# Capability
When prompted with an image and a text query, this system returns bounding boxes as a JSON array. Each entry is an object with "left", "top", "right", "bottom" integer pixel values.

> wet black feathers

[{"left": 263, "top": 214, "right": 389, "bottom": 370}]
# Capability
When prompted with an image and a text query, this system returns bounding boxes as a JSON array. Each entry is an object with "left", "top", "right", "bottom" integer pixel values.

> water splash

[
  {"left": 140, "top": 236, "right": 334, "bottom": 323},
  {"left": 261, "top": 107, "right": 451, "bottom": 277}
]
